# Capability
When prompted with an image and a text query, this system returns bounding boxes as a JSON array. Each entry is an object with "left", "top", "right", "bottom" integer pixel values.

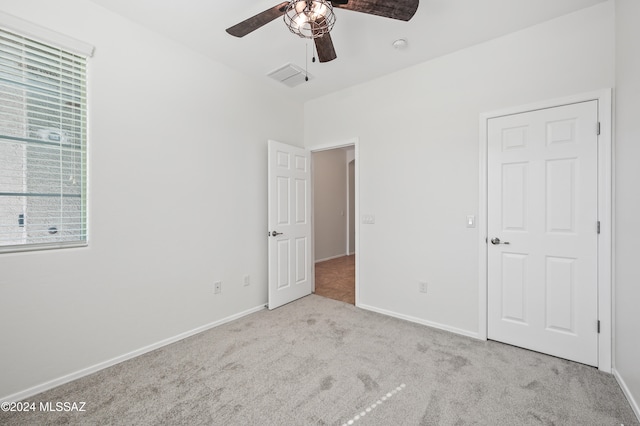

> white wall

[
  {"left": 0, "top": 0, "right": 303, "bottom": 399},
  {"left": 313, "top": 149, "right": 347, "bottom": 261},
  {"left": 305, "top": 2, "right": 615, "bottom": 334},
  {"left": 614, "top": 0, "right": 640, "bottom": 417}
]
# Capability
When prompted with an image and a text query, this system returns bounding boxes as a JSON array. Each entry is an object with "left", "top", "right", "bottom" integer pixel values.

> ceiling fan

[{"left": 226, "top": 0, "right": 419, "bottom": 63}]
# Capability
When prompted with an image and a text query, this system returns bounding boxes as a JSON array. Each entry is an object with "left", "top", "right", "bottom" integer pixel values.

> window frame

[{"left": 0, "top": 16, "right": 93, "bottom": 254}]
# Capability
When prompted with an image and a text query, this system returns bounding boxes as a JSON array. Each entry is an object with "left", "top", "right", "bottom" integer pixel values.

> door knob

[
  {"left": 270, "top": 231, "right": 283, "bottom": 237},
  {"left": 491, "top": 237, "right": 510, "bottom": 245}
]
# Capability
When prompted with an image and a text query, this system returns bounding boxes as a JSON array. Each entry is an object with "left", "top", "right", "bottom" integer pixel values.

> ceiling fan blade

[
  {"left": 332, "top": 0, "right": 419, "bottom": 21},
  {"left": 314, "top": 33, "right": 337, "bottom": 63},
  {"left": 226, "top": 2, "right": 289, "bottom": 37}
]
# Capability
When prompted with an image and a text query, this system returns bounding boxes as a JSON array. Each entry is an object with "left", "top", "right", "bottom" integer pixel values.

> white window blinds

[{"left": 0, "top": 27, "right": 88, "bottom": 252}]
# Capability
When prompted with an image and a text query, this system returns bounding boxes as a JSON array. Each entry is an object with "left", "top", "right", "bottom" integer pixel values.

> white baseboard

[
  {"left": 1, "top": 304, "right": 266, "bottom": 403},
  {"left": 357, "top": 303, "right": 480, "bottom": 340},
  {"left": 315, "top": 253, "right": 348, "bottom": 263},
  {"left": 613, "top": 368, "right": 640, "bottom": 422}
]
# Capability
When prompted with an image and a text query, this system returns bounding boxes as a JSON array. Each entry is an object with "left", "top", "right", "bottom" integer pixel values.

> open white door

[
  {"left": 267, "top": 140, "right": 312, "bottom": 309},
  {"left": 487, "top": 101, "right": 599, "bottom": 366}
]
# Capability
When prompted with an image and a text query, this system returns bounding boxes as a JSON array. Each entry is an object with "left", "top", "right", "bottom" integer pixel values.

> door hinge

[
  {"left": 597, "top": 122, "right": 601, "bottom": 135},
  {"left": 597, "top": 320, "right": 601, "bottom": 334},
  {"left": 597, "top": 221, "right": 601, "bottom": 234}
]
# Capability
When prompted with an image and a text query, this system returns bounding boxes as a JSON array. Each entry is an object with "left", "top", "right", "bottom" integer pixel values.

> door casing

[{"left": 478, "top": 90, "right": 613, "bottom": 372}]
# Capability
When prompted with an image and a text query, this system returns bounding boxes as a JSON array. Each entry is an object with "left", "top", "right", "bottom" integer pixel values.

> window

[{"left": 0, "top": 27, "right": 88, "bottom": 252}]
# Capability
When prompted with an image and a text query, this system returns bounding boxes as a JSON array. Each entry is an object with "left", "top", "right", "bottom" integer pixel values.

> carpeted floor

[{"left": 1, "top": 295, "right": 637, "bottom": 425}]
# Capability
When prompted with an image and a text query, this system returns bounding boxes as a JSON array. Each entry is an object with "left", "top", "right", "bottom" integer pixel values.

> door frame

[
  {"left": 309, "top": 138, "right": 360, "bottom": 306},
  {"left": 347, "top": 158, "right": 356, "bottom": 256},
  {"left": 477, "top": 89, "right": 613, "bottom": 372}
]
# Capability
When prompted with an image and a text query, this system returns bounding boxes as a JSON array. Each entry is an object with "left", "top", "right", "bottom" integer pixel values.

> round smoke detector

[{"left": 392, "top": 38, "right": 408, "bottom": 50}]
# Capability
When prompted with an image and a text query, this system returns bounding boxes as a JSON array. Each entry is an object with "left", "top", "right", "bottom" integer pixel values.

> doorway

[{"left": 311, "top": 143, "right": 357, "bottom": 305}]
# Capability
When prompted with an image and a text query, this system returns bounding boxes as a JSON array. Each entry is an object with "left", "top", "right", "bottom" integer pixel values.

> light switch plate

[{"left": 466, "top": 215, "right": 476, "bottom": 228}]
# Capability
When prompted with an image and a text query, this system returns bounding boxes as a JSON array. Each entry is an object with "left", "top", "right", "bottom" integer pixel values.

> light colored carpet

[{"left": 1, "top": 295, "right": 637, "bottom": 425}]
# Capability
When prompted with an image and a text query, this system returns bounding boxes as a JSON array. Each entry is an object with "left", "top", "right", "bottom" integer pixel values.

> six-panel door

[
  {"left": 487, "top": 101, "right": 599, "bottom": 366},
  {"left": 268, "top": 140, "right": 312, "bottom": 309}
]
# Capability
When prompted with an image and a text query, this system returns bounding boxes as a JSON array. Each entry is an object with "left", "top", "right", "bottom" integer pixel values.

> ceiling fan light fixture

[{"left": 284, "top": 0, "right": 336, "bottom": 39}]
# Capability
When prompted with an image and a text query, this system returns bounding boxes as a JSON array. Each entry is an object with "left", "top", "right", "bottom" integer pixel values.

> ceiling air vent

[{"left": 267, "top": 63, "right": 312, "bottom": 88}]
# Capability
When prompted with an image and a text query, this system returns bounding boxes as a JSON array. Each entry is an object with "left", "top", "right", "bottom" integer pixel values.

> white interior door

[
  {"left": 487, "top": 101, "right": 599, "bottom": 366},
  {"left": 267, "top": 140, "right": 312, "bottom": 309}
]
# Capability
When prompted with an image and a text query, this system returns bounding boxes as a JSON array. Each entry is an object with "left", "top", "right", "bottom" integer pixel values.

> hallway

[{"left": 314, "top": 255, "right": 355, "bottom": 305}]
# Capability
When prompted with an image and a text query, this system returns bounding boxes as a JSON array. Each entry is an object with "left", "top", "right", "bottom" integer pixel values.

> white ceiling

[{"left": 88, "top": 0, "right": 608, "bottom": 102}]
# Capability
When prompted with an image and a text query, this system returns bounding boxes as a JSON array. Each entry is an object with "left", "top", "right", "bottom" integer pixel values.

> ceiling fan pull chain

[
  {"left": 312, "top": 39, "right": 317, "bottom": 63},
  {"left": 305, "top": 42, "right": 309, "bottom": 81}
]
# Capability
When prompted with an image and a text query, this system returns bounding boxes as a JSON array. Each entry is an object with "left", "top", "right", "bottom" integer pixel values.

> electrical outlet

[
  {"left": 243, "top": 275, "right": 250, "bottom": 286},
  {"left": 419, "top": 281, "right": 428, "bottom": 294},
  {"left": 214, "top": 281, "right": 222, "bottom": 294}
]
